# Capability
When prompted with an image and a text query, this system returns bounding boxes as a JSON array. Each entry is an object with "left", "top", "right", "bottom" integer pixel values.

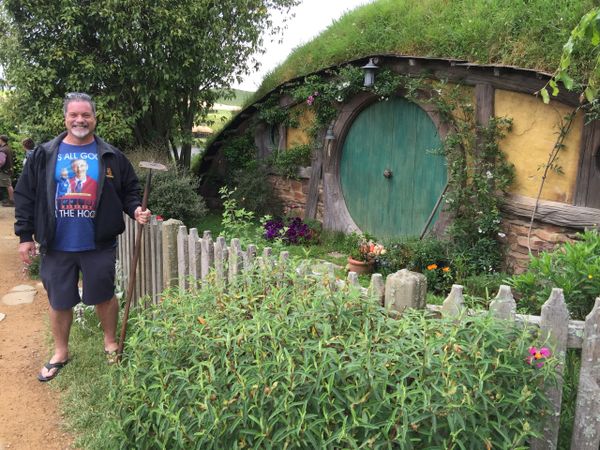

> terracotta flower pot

[{"left": 347, "top": 257, "right": 375, "bottom": 274}]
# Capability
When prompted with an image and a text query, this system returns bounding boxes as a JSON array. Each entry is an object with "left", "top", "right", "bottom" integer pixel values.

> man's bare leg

[
  {"left": 95, "top": 295, "right": 119, "bottom": 353},
  {"left": 40, "top": 307, "right": 72, "bottom": 378}
]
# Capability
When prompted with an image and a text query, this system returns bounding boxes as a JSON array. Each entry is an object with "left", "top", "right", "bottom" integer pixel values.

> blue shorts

[{"left": 40, "top": 247, "right": 116, "bottom": 310}]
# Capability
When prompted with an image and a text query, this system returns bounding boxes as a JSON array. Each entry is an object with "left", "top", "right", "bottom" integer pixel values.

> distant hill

[{"left": 215, "top": 89, "right": 254, "bottom": 107}]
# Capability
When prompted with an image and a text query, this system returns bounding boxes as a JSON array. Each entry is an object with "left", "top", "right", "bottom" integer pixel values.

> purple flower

[{"left": 264, "top": 217, "right": 312, "bottom": 244}]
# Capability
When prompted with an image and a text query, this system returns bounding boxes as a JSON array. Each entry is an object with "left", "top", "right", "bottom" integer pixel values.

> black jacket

[{"left": 14, "top": 132, "right": 141, "bottom": 251}]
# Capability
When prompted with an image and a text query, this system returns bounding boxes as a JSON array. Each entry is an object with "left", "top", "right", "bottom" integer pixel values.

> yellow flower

[
  {"left": 442, "top": 266, "right": 450, "bottom": 272},
  {"left": 588, "top": 274, "right": 593, "bottom": 279},
  {"left": 427, "top": 264, "right": 438, "bottom": 271}
]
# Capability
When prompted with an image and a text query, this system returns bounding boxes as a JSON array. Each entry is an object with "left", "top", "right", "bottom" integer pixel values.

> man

[
  {"left": 14, "top": 92, "right": 151, "bottom": 381},
  {"left": 22, "top": 137, "right": 35, "bottom": 164},
  {"left": 0, "top": 135, "right": 14, "bottom": 207}
]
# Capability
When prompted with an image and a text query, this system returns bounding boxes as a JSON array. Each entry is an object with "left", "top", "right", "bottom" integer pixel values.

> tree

[
  {"left": 0, "top": 0, "right": 298, "bottom": 166},
  {"left": 541, "top": 7, "right": 600, "bottom": 104}
]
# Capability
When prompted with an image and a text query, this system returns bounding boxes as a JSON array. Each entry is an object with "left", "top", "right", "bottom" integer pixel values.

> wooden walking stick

[{"left": 116, "top": 161, "right": 168, "bottom": 363}]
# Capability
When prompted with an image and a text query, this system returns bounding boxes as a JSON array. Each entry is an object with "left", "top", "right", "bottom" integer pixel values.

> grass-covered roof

[{"left": 254, "top": 0, "right": 597, "bottom": 99}]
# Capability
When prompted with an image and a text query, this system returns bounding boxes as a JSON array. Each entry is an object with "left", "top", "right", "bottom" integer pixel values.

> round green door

[{"left": 340, "top": 97, "right": 446, "bottom": 239}]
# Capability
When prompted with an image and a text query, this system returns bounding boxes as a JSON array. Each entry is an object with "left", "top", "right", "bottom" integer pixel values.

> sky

[{"left": 234, "top": 0, "right": 374, "bottom": 91}]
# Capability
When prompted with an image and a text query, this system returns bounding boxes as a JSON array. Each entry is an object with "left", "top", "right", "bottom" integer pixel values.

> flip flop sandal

[
  {"left": 37, "top": 360, "right": 69, "bottom": 382},
  {"left": 105, "top": 349, "right": 119, "bottom": 365}
]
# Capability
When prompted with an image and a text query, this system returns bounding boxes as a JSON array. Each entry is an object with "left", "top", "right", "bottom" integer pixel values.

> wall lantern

[
  {"left": 361, "top": 58, "right": 379, "bottom": 87},
  {"left": 325, "top": 125, "right": 335, "bottom": 141}
]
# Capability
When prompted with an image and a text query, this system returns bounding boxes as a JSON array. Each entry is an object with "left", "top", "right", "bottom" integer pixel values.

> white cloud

[{"left": 234, "top": 0, "right": 373, "bottom": 91}]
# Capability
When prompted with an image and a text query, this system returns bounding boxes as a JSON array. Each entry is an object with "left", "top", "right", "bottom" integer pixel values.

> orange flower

[
  {"left": 442, "top": 266, "right": 450, "bottom": 272},
  {"left": 427, "top": 264, "right": 438, "bottom": 270}
]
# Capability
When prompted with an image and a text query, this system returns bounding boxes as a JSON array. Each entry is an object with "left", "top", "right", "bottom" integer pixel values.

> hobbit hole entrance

[{"left": 339, "top": 97, "right": 447, "bottom": 239}]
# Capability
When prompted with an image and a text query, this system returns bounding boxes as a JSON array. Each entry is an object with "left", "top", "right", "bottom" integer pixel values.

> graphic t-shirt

[{"left": 52, "top": 141, "right": 99, "bottom": 251}]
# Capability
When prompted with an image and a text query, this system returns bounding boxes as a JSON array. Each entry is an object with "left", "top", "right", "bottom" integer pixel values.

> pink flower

[
  {"left": 526, "top": 346, "right": 551, "bottom": 368},
  {"left": 306, "top": 92, "right": 319, "bottom": 106}
]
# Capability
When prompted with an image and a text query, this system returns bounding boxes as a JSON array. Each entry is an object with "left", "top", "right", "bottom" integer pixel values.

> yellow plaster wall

[
  {"left": 286, "top": 108, "right": 314, "bottom": 148},
  {"left": 495, "top": 90, "right": 583, "bottom": 203}
]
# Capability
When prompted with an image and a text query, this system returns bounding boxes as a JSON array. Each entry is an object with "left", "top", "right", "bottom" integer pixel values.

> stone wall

[
  {"left": 501, "top": 212, "right": 581, "bottom": 274},
  {"left": 267, "top": 173, "right": 323, "bottom": 221}
]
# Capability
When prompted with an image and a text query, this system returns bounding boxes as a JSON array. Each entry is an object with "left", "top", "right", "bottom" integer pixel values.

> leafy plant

[
  {"left": 103, "top": 267, "right": 557, "bottom": 449},
  {"left": 272, "top": 143, "right": 312, "bottom": 179},
  {"left": 147, "top": 169, "right": 207, "bottom": 227},
  {"left": 219, "top": 187, "right": 260, "bottom": 242},
  {"left": 227, "top": 162, "right": 284, "bottom": 217},
  {"left": 222, "top": 132, "right": 257, "bottom": 172},
  {"left": 436, "top": 86, "right": 515, "bottom": 275},
  {"left": 506, "top": 230, "right": 600, "bottom": 320},
  {"left": 377, "top": 238, "right": 455, "bottom": 295}
]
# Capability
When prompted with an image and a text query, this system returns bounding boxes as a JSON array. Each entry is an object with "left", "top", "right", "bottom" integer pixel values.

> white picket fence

[{"left": 116, "top": 215, "right": 600, "bottom": 450}]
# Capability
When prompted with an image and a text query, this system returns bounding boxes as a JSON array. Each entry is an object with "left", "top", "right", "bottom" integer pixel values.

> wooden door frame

[{"left": 322, "top": 90, "right": 452, "bottom": 235}]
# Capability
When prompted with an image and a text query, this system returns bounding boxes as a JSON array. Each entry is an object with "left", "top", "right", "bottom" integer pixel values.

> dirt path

[{"left": 0, "top": 205, "right": 73, "bottom": 450}]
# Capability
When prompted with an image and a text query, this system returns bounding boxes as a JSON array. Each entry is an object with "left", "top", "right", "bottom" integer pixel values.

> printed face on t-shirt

[{"left": 52, "top": 142, "right": 100, "bottom": 251}]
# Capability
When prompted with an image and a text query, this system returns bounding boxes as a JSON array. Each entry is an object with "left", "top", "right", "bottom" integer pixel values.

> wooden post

[
  {"left": 149, "top": 216, "right": 160, "bottom": 304},
  {"left": 441, "top": 284, "right": 465, "bottom": 318},
  {"left": 571, "top": 298, "right": 600, "bottom": 450},
  {"left": 134, "top": 220, "right": 141, "bottom": 305},
  {"left": 228, "top": 238, "right": 242, "bottom": 283},
  {"left": 246, "top": 244, "right": 257, "bottom": 270},
  {"left": 305, "top": 130, "right": 325, "bottom": 220},
  {"left": 161, "top": 219, "right": 183, "bottom": 289},
  {"left": 214, "top": 236, "right": 226, "bottom": 286},
  {"left": 369, "top": 273, "right": 385, "bottom": 306},
  {"left": 384, "top": 269, "right": 427, "bottom": 314},
  {"left": 177, "top": 226, "right": 189, "bottom": 293},
  {"left": 347, "top": 271, "right": 360, "bottom": 288},
  {"left": 531, "top": 288, "right": 569, "bottom": 450},
  {"left": 201, "top": 231, "right": 214, "bottom": 280},
  {"left": 188, "top": 228, "right": 201, "bottom": 286},
  {"left": 155, "top": 217, "right": 164, "bottom": 302},
  {"left": 143, "top": 219, "right": 152, "bottom": 305},
  {"left": 261, "top": 247, "right": 273, "bottom": 273},
  {"left": 489, "top": 285, "right": 516, "bottom": 320}
]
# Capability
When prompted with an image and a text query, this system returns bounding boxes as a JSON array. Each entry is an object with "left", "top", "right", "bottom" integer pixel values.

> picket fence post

[
  {"left": 571, "top": 297, "right": 600, "bottom": 450},
  {"left": 531, "top": 289, "right": 569, "bottom": 450}
]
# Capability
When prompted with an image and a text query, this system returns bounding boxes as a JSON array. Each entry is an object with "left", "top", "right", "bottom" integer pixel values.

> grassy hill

[{"left": 253, "top": 0, "right": 597, "bottom": 100}]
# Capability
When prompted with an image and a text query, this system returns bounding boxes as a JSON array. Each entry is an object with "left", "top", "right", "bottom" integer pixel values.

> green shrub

[
  {"left": 219, "top": 186, "right": 264, "bottom": 244},
  {"left": 147, "top": 169, "right": 207, "bottom": 227},
  {"left": 228, "top": 163, "right": 283, "bottom": 217},
  {"left": 272, "top": 144, "right": 312, "bottom": 179},
  {"left": 104, "top": 269, "right": 556, "bottom": 449},
  {"left": 506, "top": 230, "right": 600, "bottom": 320},
  {"left": 222, "top": 132, "right": 256, "bottom": 172},
  {"left": 377, "top": 238, "right": 455, "bottom": 295},
  {"left": 460, "top": 272, "right": 509, "bottom": 308}
]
